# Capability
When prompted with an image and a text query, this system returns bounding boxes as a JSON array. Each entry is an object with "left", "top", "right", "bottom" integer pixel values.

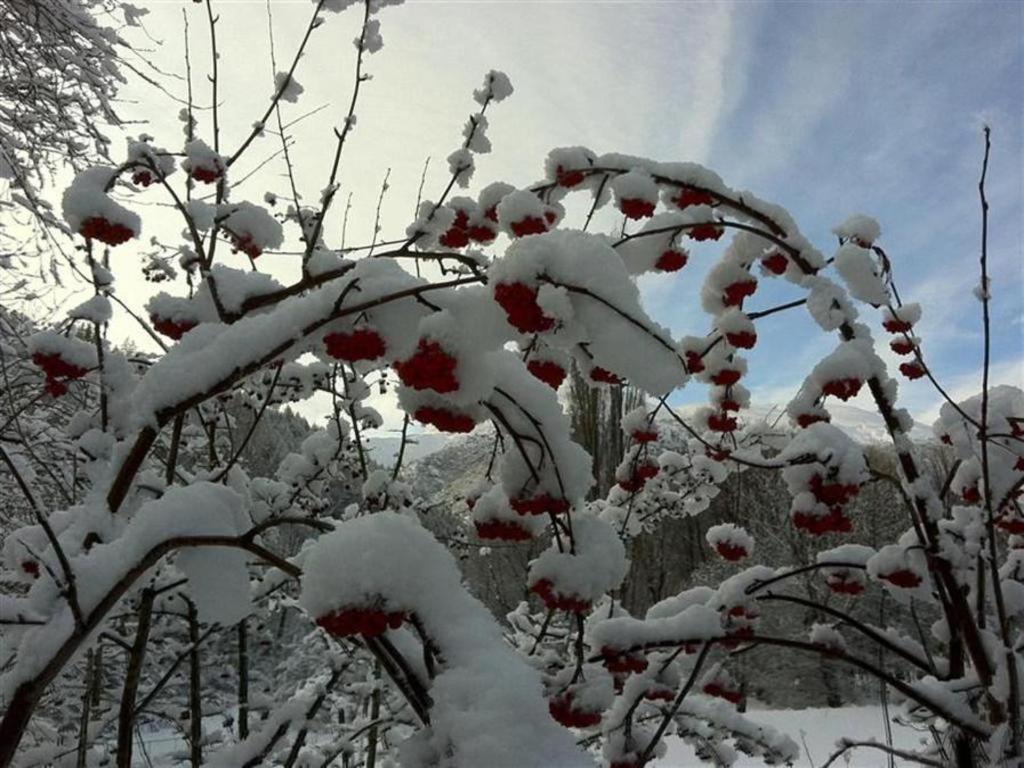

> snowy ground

[
  {"left": 134, "top": 705, "right": 927, "bottom": 766},
  {"left": 655, "top": 705, "right": 927, "bottom": 767}
]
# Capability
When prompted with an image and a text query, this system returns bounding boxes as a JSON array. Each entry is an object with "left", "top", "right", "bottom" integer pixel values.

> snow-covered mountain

[{"left": 368, "top": 401, "right": 931, "bottom": 467}]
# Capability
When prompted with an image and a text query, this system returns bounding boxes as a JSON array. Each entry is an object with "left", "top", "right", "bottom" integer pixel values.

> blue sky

[{"left": 110, "top": 0, "right": 1022, "bottom": 429}]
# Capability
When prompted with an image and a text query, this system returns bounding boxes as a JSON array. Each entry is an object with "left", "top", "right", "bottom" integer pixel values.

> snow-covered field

[
  {"left": 134, "top": 705, "right": 925, "bottom": 766},
  {"left": 656, "top": 705, "right": 925, "bottom": 767}
]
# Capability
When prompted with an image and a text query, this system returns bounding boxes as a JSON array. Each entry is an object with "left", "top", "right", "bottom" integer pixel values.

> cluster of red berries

[
  {"left": 394, "top": 340, "right": 459, "bottom": 393},
  {"left": 548, "top": 691, "right": 602, "bottom": 728},
  {"left": 413, "top": 406, "right": 475, "bottom": 433},
  {"left": 231, "top": 233, "right": 263, "bottom": 259},
  {"left": 21, "top": 560, "right": 40, "bottom": 578},
  {"left": 619, "top": 198, "right": 656, "bottom": 220},
  {"left": 510, "top": 493, "right": 569, "bottom": 516},
  {"left": 890, "top": 338, "right": 916, "bottom": 355},
  {"left": 702, "top": 681, "right": 742, "bottom": 705},
  {"left": 618, "top": 462, "right": 659, "bottom": 493},
  {"left": 725, "top": 329, "right": 756, "bottom": 349},
  {"left": 33, "top": 352, "right": 88, "bottom": 398},
  {"left": 684, "top": 350, "right": 705, "bottom": 373},
  {"left": 761, "top": 251, "right": 788, "bottom": 275},
  {"left": 792, "top": 507, "right": 852, "bottom": 536},
  {"left": 795, "top": 412, "right": 830, "bottom": 429},
  {"left": 996, "top": 512, "right": 1024, "bottom": 535},
  {"left": 324, "top": 329, "right": 387, "bottom": 363},
  {"left": 671, "top": 187, "right": 715, "bottom": 210},
  {"left": 688, "top": 223, "right": 724, "bottom": 242},
  {"left": 722, "top": 278, "right": 757, "bottom": 307},
  {"left": 631, "top": 428, "right": 658, "bottom": 443},
  {"left": 707, "top": 412, "right": 738, "bottom": 433},
  {"left": 189, "top": 163, "right": 223, "bottom": 185},
  {"left": 899, "top": 362, "right": 925, "bottom": 380},
  {"left": 555, "top": 165, "right": 587, "bottom": 188},
  {"left": 714, "top": 541, "right": 749, "bottom": 561},
  {"left": 79, "top": 216, "right": 134, "bottom": 247},
  {"left": 132, "top": 169, "right": 155, "bottom": 187},
  {"left": 601, "top": 647, "right": 648, "bottom": 690},
  {"left": 474, "top": 518, "right": 533, "bottom": 541},
  {"left": 821, "top": 377, "right": 863, "bottom": 401},
  {"left": 527, "top": 359, "right": 566, "bottom": 389},
  {"left": 439, "top": 208, "right": 496, "bottom": 248},
  {"left": 315, "top": 605, "right": 406, "bottom": 638},
  {"left": 151, "top": 316, "right": 197, "bottom": 341},
  {"left": 655, "top": 248, "right": 688, "bottom": 272},
  {"left": 710, "top": 368, "right": 742, "bottom": 387},
  {"left": 494, "top": 282, "right": 555, "bottom": 333},
  {"left": 530, "top": 579, "right": 590, "bottom": 613},
  {"left": 589, "top": 367, "right": 622, "bottom": 385}
]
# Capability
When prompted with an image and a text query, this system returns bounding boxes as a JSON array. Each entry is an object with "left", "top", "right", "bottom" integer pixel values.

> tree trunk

[
  {"left": 117, "top": 589, "right": 155, "bottom": 768},
  {"left": 188, "top": 601, "right": 203, "bottom": 767},
  {"left": 238, "top": 619, "right": 250, "bottom": 740}
]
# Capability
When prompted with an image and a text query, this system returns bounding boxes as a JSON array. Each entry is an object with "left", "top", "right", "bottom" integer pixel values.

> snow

[
  {"left": 300, "top": 512, "right": 592, "bottom": 768},
  {"left": 656, "top": 705, "right": 929, "bottom": 767},
  {"left": 61, "top": 166, "right": 141, "bottom": 237}
]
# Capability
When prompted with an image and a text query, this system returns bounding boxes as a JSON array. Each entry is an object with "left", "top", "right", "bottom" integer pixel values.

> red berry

[
  {"left": 474, "top": 519, "right": 533, "bottom": 541},
  {"left": 413, "top": 406, "right": 475, "bottom": 433},
  {"left": 494, "top": 282, "right": 555, "bottom": 333},
  {"left": 467, "top": 224, "right": 496, "bottom": 243},
  {"left": 890, "top": 339, "right": 915, "bottom": 355},
  {"left": 316, "top": 606, "right": 406, "bottom": 638},
  {"left": 152, "top": 316, "right": 197, "bottom": 341},
  {"left": 631, "top": 429, "right": 658, "bottom": 443},
  {"left": 79, "top": 216, "right": 134, "bottom": 246},
  {"left": 324, "top": 329, "right": 386, "bottom": 362},
  {"left": 439, "top": 226, "right": 470, "bottom": 249},
  {"left": 725, "top": 330, "right": 756, "bottom": 349},
  {"left": 710, "top": 368, "right": 741, "bottom": 387},
  {"left": 821, "top": 377, "right": 863, "bottom": 401},
  {"left": 619, "top": 198, "right": 656, "bottom": 220},
  {"left": 684, "top": 350, "right": 705, "bottom": 373},
  {"left": 484, "top": 205, "right": 499, "bottom": 223},
  {"left": 715, "top": 542, "right": 748, "bottom": 561},
  {"left": 510, "top": 493, "right": 569, "bottom": 516},
  {"left": 671, "top": 187, "right": 715, "bottom": 210},
  {"left": 32, "top": 353, "right": 88, "bottom": 381},
  {"left": 394, "top": 340, "right": 459, "bottom": 393},
  {"left": 655, "top": 249, "right": 688, "bottom": 272},
  {"left": 527, "top": 359, "right": 566, "bottom": 389},
  {"left": 548, "top": 693, "right": 603, "bottom": 728},
  {"left": 530, "top": 579, "right": 590, "bottom": 614},
  {"left": 899, "top": 362, "right": 925, "bottom": 380},
  {"left": 707, "top": 412, "right": 737, "bottom": 433},
  {"left": 797, "top": 413, "right": 830, "bottom": 428},
  {"left": 762, "top": 252, "right": 788, "bottom": 275},
  {"left": 510, "top": 216, "right": 548, "bottom": 237},
  {"left": 589, "top": 367, "right": 621, "bottom": 385},
  {"left": 809, "top": 475, "right": 859, "bottom": 507},
  {"left": 555, "top": 166, "right": 586, "bottom": 188},
  {"left": 688, "top": 223, "right": 724, "bottom": 242},
  {"left": 21, "top": 560, "right": 40, "bottom": 578},
  {"left": 883, "top": 319, "right": 913, "bottom": 333},
  {"left": 961, "top": 485, "right": 981, "bottom": 504},
  {"left": 792, "top": 508, "right": 852, "bottom": 536},
  {"left": 702, "top": 682, "right": 742, "bottom": 704},
  {"left": 190, "top": 165, "right": 222, "bottom": 184},
  {"left": 231, "top": 233, "right": 263, "bottom": 259},
  {"left": 996, "top": 516, "right": 1024, "bottom": 535},
  {"left": 721, "top": 279, "right": 757, "bottom": 307}
]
